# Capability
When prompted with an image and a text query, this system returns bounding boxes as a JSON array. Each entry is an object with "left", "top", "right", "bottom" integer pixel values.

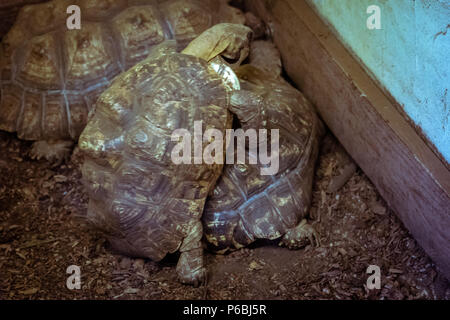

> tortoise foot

[
  {"left": 30, "top": 140, "right": 73, "bottom": 165},
  {"left": 280, "top": 219, "right": 320, "bottom": 249},
  {"left": 176, "top": 247, "right": 206, "bottom": 287}
]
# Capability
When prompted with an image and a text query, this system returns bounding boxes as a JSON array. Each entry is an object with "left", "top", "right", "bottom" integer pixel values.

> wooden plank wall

[{"left": 246, "top": 0, "right": 450, "bottom": 279}]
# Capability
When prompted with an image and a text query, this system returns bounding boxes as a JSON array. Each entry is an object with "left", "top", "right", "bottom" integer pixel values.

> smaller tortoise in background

[
  {"left": 203, "top": 51, "right": 325, "bottom": 253},
  {"left": 79, "top": 24, "right": 253, "bottom": 286},
  {"left": 0, "top": 1, "right": 48, "bottom": 39},
  {"left": 0, "top": 0, "right": 244, "bottom": 162}
]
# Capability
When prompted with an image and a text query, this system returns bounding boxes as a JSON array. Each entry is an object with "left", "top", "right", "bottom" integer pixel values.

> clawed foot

[
  {"left": 178, "top": 266, "right": 207, "bottom": 288},
  {"left": 176, "top": 248, "right": 207, "bottom": 287},
  {"left": 279, "top": 219, "right": 320, "bottom": 249},
  {"left": 29, "top": 140, "right": 73, "bottom": 166}
]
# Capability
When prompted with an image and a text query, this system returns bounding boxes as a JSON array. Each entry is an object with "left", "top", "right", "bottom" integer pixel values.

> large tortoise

[
  {"left": 79, "top": 24, "right": 253, "bottom": 286},
  {"left": 0, "top": 0, "right": 244, "bottom": 162},
  {"left": 202, "top": 55, "right": 325, "bottom": 253}
]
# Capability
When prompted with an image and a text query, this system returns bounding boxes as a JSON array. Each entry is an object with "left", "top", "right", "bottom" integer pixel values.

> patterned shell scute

[
  {"left": 203, "top": 76, "right": 323, "bottom": 252},
  {"left": 0, "top": 0, "right": 241, "bottom": 141},
  {"left": 79, "top": 48, "right": 231, "bottom": 261}
]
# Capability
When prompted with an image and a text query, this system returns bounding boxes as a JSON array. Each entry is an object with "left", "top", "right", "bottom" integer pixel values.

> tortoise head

[
  {"left": 181, "top": 23, "right": 253, "bottom": 68},
  {"left": 235, "top": 64, "right": 272, "bottom": 86}
]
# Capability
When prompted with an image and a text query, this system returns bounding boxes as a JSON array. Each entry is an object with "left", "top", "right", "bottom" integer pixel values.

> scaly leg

[
  {"left": 279, "top": 219, "right": 320, "bottom": 249},
  {"left": 29, "top": 140, "right": 73, "bottom": 165},
  {"left": 176, "top": 221, "right": 206, "bottom": 287}
]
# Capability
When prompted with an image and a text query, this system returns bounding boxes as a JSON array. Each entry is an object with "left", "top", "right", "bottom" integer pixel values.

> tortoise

[
  {"left": 202, "top": 55, "right": 325, "bottom": 254},
  {"left": 248, "top": 40, "right": 282, "bottom": 77},
  {"left": 0, "top": 1, "right": 48, "bottom": 40},
  {"left": 0, "top": 0, "right": 245, "bottom": 162},
  {"left": 78, "top": 23, "right": 253, "bottom": 286}
]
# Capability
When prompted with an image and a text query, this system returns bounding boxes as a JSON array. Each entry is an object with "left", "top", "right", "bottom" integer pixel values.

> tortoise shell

[
  {"left": 0, "top": 1, "right": 48, "bottom": 39},
  {"left": 202, "top": 65, "right": 324, "bottom": 253},
  {"left": 79, "top": 41, "right": 233, "bottom": 262},
  {"left": 0, "top": 0, "right": 243, "bottom": 141}
]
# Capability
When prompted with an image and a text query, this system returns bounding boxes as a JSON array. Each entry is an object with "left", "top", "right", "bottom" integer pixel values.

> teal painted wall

[{"left": 309, "top": 0, "right": 450, "bottom": 162}]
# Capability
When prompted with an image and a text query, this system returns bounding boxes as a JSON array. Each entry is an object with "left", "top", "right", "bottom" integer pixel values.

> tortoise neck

[{"left": 209, "top": 59, "right": 241, "bottom": 91}]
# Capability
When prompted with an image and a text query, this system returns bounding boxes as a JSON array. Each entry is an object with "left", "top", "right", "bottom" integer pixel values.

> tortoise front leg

[
  {"left": 176, "top": 220, "right": 206, "bottom": 287},
  {"left": 279, "top": 219, "right": 321, "bottom": 249},
  {"left": 30, "top": 139, "right": 73, "bottom": 165}
]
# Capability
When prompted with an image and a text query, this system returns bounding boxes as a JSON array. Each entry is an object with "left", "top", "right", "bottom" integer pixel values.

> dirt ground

[{"left": 0, "top": 130, "right": 448, "bottom": 300}]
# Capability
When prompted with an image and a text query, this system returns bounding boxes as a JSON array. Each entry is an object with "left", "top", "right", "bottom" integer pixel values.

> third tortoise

[{"left": 0, "top": 0, "right": 244, "bottom": 161}]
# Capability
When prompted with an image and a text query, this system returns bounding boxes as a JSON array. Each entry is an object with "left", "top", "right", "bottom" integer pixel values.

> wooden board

[{"left": 246, "top": 0, "right": 450, "bottom": 279}]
